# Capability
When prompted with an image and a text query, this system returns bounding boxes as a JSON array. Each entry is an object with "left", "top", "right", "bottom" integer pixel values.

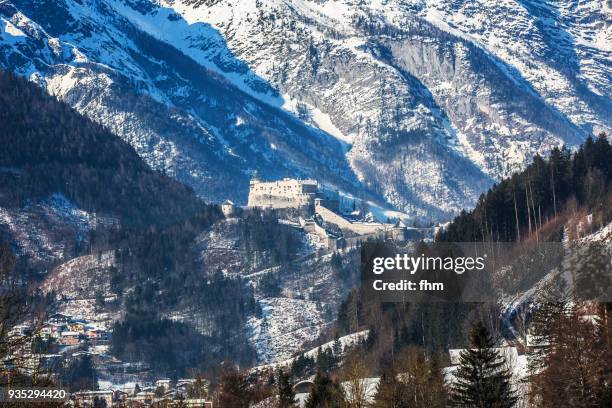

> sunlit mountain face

[{"left": 2, "top": 0, "right": 609, "bottom": 221}]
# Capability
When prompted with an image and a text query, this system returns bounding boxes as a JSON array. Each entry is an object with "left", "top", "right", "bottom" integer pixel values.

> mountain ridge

[{"left": 1, "top": 0, "right": 610, "bottom": 221}]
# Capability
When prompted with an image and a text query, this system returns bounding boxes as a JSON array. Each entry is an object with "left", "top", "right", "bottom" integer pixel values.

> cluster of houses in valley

[
  {"left": 5, "top": 313, "right": 111, "bottom": 372},
  {"left": 8, "top": 313, "right": 109, "bottom": 347},
  {"left": 41, "top": 313, "right": 110, "bottom": 346},
  {"left": 5, "top": 313, "right": 214, "bottom": 407},
  {"left": 71, "top": 378, "right": 212, "bottom": 407}
]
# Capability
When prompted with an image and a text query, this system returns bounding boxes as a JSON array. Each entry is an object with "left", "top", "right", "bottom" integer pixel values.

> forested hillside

[
  {"left": 0, "top": 70, "right": 203, "bottom": 226},
  {"left": 438, "top": 134, "right": 611, "bottom": 242},
  {"left": 327, "top": 135, "right": 612, "bottom": 389},
  {"left": 0, "top": 70, "right": 350, "bottom": 377},
  {"left": 43, "top": 207, "right": 311, "bottom": 376},
  {"left": 0, "top": 69, "right": 259, "bottom": 375}
]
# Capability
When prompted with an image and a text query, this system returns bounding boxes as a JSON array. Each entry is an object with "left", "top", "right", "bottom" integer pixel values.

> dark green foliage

[
  {"left": 305, "top": 371, "right": 345, "bottom": 408},
  {"left": 63, "top": 354, "right": 97, "bottom": 392},
  {"left": 110, "top": 307, "right": 256, "bottom": 376},
  {"left": 91, "top": 211, "right": 261, "bottom": 376},
  {"left": 31, "top": 336, "right": 57, "bottom": 354},
  {"left": 290, "top": 353, "right": 316, "bottom": 379},
  {"left": 332, "top": 338, "right": 342, "bottom": 356},
  {"left": 0, "top": 69, "right": 293, "bottom": 377},
  {"left": 336, "top": 289, "right": 361, "bottom": 337},
  {"left": 111, "top": 312, "right": 207, "bottom": 375},
  {"left": 450, "top": 322, "right": 517, "bottom": 407},
  {"left": 0, "top": 69, "right": 203, "bottom": 226},
  {"left": 259, "top": 272, "right": 282, "bottom": 297},
  {"left": 331, "top": 251, "right": 351, "bottom": 281},
  {"left": 337, "top": 288, "right": 494, "bottom": 362},
  {"left": 240, "top": 210, "right": 300, "bottom": 265},
  {"left": 315, "top": 347, "right": 340, "bottom": 372},
  {"left": 278, "top": 369, "right": 296, "bottom": 407},
  {"left": 438, "top": 135, "right": 611, "bottom": 242},
  {"left": 100, "top": 222, "right": 259, "bottom": 375},
  {"left": 218, "top": 368, "right": 252, "bottom": 408},
  {"left": 88, "top": 207, "right": 303, "bottom": 378},
  {"left": 373, "top": 369, "right": 410, "bottom": 408}
]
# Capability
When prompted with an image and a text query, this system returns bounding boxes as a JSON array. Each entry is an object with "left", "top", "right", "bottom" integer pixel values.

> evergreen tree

[
  {"left": 450, "top": 322, "right": 517, "bottom": 407},
  {"left": 332, "top": 337, "right": 343, "bottom": 356},
  {"left": 372, "top": 369, "right": 410, "bottom": 408},
  {"left": 64, "top": 354, "right": 98, "bottom": 392},
  {"left": 277, "top": 368, "right": 296, "bottom": 407},
  {"left": 218, "top": 368, "right": 252, "bottom": 408},
  {"left": 305, "top": 371, "right": 345, "bottom": 408},
  {"left": 290, "top": 353, "right": 315, "bottom": 378},
  {"left": 437, "top": 134, "right": 611, "bottom": 243}
]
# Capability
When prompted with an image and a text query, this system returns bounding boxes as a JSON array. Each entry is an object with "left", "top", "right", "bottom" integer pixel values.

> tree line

[
  {"left": 438, "top": 134, "right": 611, "bottom": 242},
  {"left": 0, "top": 69, "right": 204, "bottom": 227}
]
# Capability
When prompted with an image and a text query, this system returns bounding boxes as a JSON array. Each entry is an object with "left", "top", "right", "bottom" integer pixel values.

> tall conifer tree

[
  {"left": 451, "top": 321, "right": 517, "bottom": 407},
  {"left": 278, "top": 368, "right": 296, "bottom": 407},
  {"left": 305, "top": 371, "right": 345, "bottom": 408}
]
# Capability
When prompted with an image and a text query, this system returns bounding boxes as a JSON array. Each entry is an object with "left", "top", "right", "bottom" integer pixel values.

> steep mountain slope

[
  {"left": 327, "top": 136, "right": 611, "bottom": 379},
  {"left": 192, "top": 216, "right": 360, "bottom": 363},
  {"left": 2, "top": 0, "right": 609, "bottom": 220},
  {"left": 0, "top": 63, "right": 357, "bottom": 371},
  {"left": 0, "top": 0, "right": 361, "bottom": 214},
  {"left": 0, "top": 69, "right": 206, "bottom": 267}
]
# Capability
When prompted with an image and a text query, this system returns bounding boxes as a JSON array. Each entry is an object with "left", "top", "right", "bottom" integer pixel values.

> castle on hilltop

[
  {"left": 247, "top": 175, "right": 338, "bottom": 212},
  {"left": 243, "top": 175, "right": 421, "bottom": 250}
]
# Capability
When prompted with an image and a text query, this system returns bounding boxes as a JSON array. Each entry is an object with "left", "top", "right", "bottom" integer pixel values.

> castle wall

[
  {"left": 315, "top": 205, "right": 386, "bottom": 235},
  {"left": 248, "top": 178, "right": 318, "bottom": 210},
  {"left": 248, "top": 178, "right": 411, "bottom": 250}
]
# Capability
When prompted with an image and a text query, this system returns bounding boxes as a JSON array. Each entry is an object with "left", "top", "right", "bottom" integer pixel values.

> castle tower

[
  {"left": 221, "top": 200, "right": 235, "bottom": 217},
  {"left": 250, "top": 170, "right": 260, "bottom": 185}
]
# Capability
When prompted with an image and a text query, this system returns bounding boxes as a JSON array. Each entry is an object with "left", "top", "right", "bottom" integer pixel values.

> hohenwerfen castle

[
  {"left": 243, "top": 176, "right": 420, "bottom": 249},
  {"left": 247, "top": 176, "right": 338, "bottom": 212}
]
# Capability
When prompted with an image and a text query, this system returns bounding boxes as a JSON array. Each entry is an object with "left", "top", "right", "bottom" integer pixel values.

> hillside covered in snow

[{"left": 2, "top": 0, "right": 609, "bottom": 220}]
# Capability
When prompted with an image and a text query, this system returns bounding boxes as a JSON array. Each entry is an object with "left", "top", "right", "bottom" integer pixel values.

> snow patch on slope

[
  {"left": 0, "top": 193, "right": 117, "bottom": 264},
  {"left": 247, "top": 297, "right": 328, "bottom": 364}
]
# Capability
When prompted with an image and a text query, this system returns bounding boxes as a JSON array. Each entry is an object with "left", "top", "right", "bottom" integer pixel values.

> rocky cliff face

[{"left": 1, "top": 0, "right": 609, "bottom": 220}]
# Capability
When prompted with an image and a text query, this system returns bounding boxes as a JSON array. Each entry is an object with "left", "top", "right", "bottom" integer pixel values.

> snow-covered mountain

[{"left": 1, "top": 0, "right": 609, "bottom": 220}]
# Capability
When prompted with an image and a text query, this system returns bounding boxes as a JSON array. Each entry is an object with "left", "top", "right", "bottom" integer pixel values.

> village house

[
  {"left": 9, "top": 324, "right": 32, "bottom": 338},
  {"left": 72, "top": 390, "right": 114, "bottom": 407},
  {"left": 85, "top": 326, "right": 108, "bottom": 342},
  {"left": 175, "top": 378, "right": 197, "bottom": 395},
  {"left": 182, "top": 398, "right": 213, "bottom": 407},
  {"left": 42, "top": 322, "right": 67, "bottom": 339},
  {"left": 131, "top": 390, "right": 156, "bottom": 404},
  {"left": 155, "top": 378, "right": 172, "bottom": 391},
  {"left": 68, "top": 319, "right": 88, "bottom": 333},
  {"left": 176, "top": 378, "right": 197, "bottom": 387},
  {"left": 49, "top": 313, "right": 71, "bottom": 324},
  {"left": 113, "top": 390, "right": 129, "bottom": 404},
  {"left": 60, "top": 331, "right": 81, "bottom": 346}
]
